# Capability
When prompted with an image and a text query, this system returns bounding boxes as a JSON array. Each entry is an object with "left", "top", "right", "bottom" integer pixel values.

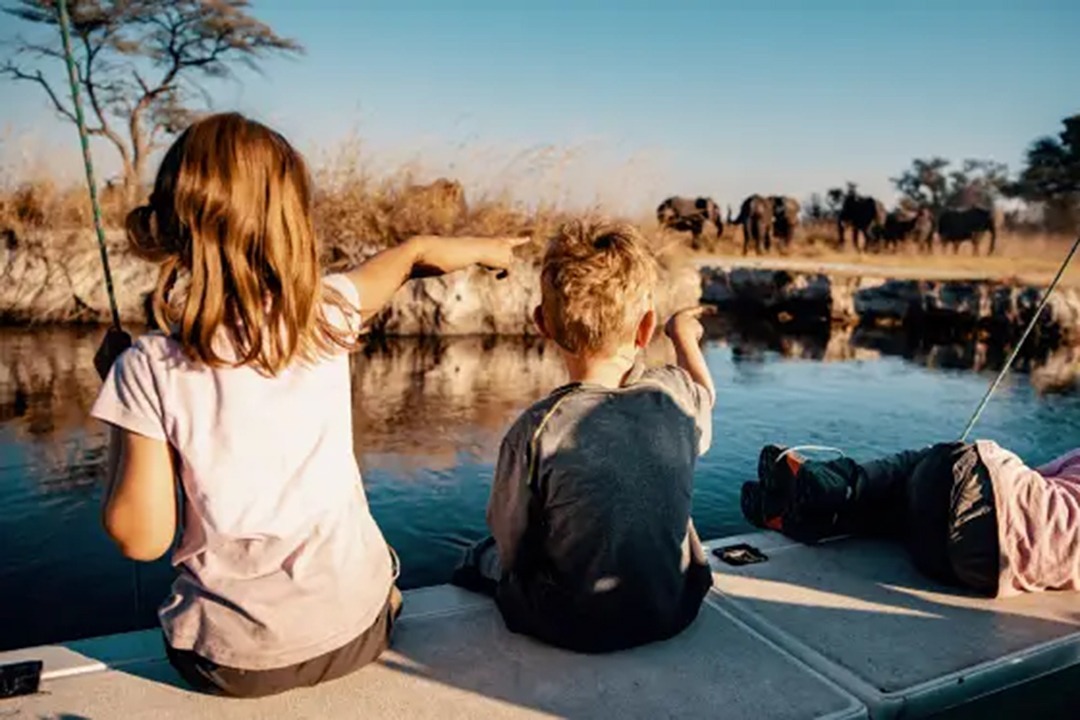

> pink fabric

[{"left": 977, "top": 441, "right": 1080, "bottom": 598}]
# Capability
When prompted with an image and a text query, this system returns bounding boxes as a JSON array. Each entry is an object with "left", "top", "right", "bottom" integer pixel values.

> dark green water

[{"left": 1, "top": 322, "right": 1077, "bottom": 652}]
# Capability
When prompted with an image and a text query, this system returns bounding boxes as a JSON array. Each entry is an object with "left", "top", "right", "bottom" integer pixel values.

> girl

[{"left": 90, "top": 112, "right": 524, "bottom": 698}]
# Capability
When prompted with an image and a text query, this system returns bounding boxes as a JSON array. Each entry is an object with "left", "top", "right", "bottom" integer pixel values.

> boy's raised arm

[{"left": 664, "top": 306, "right": 716, "bottom": 407}]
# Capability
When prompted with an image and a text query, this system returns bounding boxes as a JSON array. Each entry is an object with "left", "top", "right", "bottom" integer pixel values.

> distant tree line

[{"left": 804, "top": 114, "right": 1080, "bottom": 234}]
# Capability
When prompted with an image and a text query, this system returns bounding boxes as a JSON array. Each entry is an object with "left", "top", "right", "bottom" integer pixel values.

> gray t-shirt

[{"left": 486, "top": 363, "right": 713, "bottom": 651}]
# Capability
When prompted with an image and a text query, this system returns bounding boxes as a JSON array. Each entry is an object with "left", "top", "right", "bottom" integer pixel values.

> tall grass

[{"left": 1, "top": 136, "right": 1074, "bottom": 285}]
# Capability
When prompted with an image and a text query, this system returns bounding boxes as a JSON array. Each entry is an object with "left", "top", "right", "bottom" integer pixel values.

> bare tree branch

[
  {"left": 2, "top": 0, "right": 304, "bottom": 202},
  {"left": 0, "top": 62, "right": 78, "bottom": 125}
]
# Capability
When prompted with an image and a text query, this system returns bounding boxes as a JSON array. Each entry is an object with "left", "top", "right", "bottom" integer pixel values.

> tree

[
  {"left": 947, "top": 159, "right": 1009, "bottom": 209},
  {"left": 1, "top": 0, "right": 302, "bottom": 204},
  {"left": 804, "top": 192, "right": 827, "bottom": 221},
  {"left": 1010, "top": 114, "right": 1080, "bottom": 233},
  {"left": 891, "top": 157, "right": 1009, "bottom": 213},
  {"left": 891, "top": 157, "right": 949, "bottom": 210}
]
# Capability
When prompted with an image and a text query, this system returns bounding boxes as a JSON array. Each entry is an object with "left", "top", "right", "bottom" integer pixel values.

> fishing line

[
  {"left": 55, "top": 0, "right": 141, "bottom": 623},
  {"left": 960, "top": 233, "right": 1080, "bottom": 442}
]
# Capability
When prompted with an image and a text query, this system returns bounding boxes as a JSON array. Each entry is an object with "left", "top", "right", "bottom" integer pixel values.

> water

[{"left": 1, "top": 321, "right": 1078, "bottom": 652}]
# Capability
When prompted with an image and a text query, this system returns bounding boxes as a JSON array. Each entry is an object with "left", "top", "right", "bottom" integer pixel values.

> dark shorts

[
  {"left": 906, "top": 442, "right": 1000, "bottom": 596},
  {"left": 165, "top": 588, "right": 402, "bottom": 699},
  {"left": 451, "top": 536, "right": 713, "bottom": 653}
]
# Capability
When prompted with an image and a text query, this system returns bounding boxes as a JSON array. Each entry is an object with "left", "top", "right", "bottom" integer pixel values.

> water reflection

[
  {"left": 0, "top": 322, "right": 1074, "bottom": 459},
  {"left": 0, "top": 323, "right": 1077, "bottom": 652},
  {"left": 706, "top": 316, "right": 1078, "bottom": 396},
  {"left": 0, "top": 327, "right": 103, "bottom": 438},
  {"left": 350, "top": 336, "right": 564, "bottom": 471}
]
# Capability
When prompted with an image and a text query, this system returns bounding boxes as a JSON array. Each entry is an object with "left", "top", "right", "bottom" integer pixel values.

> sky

[{"left": 1, "top": 0, "right": 1078, "bottom": 214}]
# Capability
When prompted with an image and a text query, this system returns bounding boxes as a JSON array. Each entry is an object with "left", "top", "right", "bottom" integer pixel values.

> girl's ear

[
  {"left": 533, "top": 305, "right": 550, "bottom": 338},
  {"left": 636, "top": 308, "right": 657, "bottom": 349}
]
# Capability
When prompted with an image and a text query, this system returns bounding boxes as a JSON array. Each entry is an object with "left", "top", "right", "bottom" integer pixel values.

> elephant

[
  {"left": 838, "top": 190, "right": 886, "bottom": 253},
  {"left": 937, "top": 207, "right": 999, "bottom": 256},
  {"left": 882, "top": 207, "right": 935, "bottom": 254},
  {"left": 656, "top": 196, "right": 723, "bottom": 249},
  {"left": 771, "top": 196, "right": 801, "bottom": 253},
  {"left": 732, "top": 194, "right": 774, "bottom": 255}
]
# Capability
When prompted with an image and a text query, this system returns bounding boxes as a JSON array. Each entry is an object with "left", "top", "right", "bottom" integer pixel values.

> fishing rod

[
  {"left": 959, "top": 233, "right": 1080, "bottom": 442},
  {"left": 54, "top": 0, "right": 141, "bottom": 623}
]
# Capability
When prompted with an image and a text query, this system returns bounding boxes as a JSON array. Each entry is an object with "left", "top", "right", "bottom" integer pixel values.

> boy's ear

[
  {"left": 635, "top": 308, "right": 657, "bottom": 349},
  {"left": 533, "top": 305, "right": 550, "bottom": 338}
]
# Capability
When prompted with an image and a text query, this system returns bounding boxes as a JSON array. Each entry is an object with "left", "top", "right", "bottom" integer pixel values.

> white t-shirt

[{"left": 90, "top": 274, "right": 393, "bottom": 670}]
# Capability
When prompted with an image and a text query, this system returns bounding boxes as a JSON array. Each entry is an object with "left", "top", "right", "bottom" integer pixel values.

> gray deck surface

[
  {"left": 1, "top": 583, "right": 864, "bottom": 720},
  {"left": 708, "top": 532, "right": 1080, "bottom": 717}
]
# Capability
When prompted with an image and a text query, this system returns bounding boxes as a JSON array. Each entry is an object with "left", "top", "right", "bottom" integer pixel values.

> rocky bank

[
  {"left": 2, "top": 234, "right": 1078, "bottom": 343},
  {"left": 700, "top": 266, "right": 1080, "bottom": 343},
  {"left": 0, "top": 234, "right": 701, "bottom": 335}
]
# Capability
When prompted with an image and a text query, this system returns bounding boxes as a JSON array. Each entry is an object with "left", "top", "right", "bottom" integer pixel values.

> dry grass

[
  {"left": 0, "top": 177, "right": 129, "bottom": 239},
  {"left": 2, "top": 140, "right": 1076, "bottom": 288},
  {"left": 654, "top": 219, "right": 1079, "bottom": 288}
]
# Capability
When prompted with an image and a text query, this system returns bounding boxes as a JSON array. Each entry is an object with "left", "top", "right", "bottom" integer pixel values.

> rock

[
  {"left": 854, "top": 280, "right": 1080, "bottom": 340},
  {"left": 700, "top": 267, "right": 832, "bottom": 321},
  {"left": 371, "top": 260, "right": 541, "bottom": 337},
  {"left": 0, "top": 234, "right": 702, "bottom": 337},
  {"left": 853, "top": 280, "right": 926, "bottom": 322},
  {"left": 0, "top": 232, "right": 156, "bottom": 325},
  {"left": 1031, "top": 345, "right": 1080, "bottom": 395},
  {"left": 373, "top": 258, "right": 701, "bottom": 337},
  {"left": 700, "top": 265, "right": 1080, "bottom": 341},
  {"left": 4, "top": 231, "right": 1077, "bottom": 345}
]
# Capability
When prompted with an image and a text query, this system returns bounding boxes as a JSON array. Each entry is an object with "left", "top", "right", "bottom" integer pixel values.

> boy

[{"left": 456, "top": 218, "right": 715, "bottom": 653}]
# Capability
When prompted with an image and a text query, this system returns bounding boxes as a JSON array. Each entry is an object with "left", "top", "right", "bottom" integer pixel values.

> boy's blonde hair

[
  {"left": 540, "top": 218, "right": 658, "bottom": 354},
  {"left": 127, "top": 112, "right": 356, "bottom": 376}
]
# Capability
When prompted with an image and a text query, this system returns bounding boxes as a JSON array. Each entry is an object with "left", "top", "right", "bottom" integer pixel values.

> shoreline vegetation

[{"left": 0, "top": 161, "right": 1077, "bottom": 336}]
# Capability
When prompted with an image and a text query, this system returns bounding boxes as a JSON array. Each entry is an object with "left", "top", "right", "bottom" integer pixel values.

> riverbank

[
  {"left": 699, "top": 259, "right": 1080, "bottom": 345},
  {"left": 0, "top": 232, "right": 701, "bottom": 332},
  {"left": 2, "top": 235, "right": 1078, "bottom": 344}
]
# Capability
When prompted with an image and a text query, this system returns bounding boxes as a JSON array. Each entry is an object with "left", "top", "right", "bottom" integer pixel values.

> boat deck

[
  {"left": 2, "top": 532, "right": 1078, "bottom": 719},
  {"left": 709, "top": 532, "right": 1080, "bottom": 718}
]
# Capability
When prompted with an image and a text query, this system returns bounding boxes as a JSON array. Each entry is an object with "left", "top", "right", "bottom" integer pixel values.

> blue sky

[{"left": 1, "top": 0, "right": 1078, "bottom": 213}]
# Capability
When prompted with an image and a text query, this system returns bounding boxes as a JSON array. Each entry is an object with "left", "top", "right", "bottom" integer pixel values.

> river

[{"left": 0, "top": 321, "right": 1078, "bottom": 652}]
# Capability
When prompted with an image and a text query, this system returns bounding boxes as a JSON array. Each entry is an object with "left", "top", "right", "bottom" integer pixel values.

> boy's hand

[
  {"left": 410, "top": 236, "right": 530, "bottom": 279},
  {"left": 94, "top": 327, "right": 132, "bottom": 381},
  {"left": 664, "top": 306, "right": 713, "bottom": 344}
]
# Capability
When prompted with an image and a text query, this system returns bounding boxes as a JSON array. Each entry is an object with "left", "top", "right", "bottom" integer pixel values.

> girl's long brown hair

[{"left": 127, "top": 113, "right": 357, "bottom": 375}]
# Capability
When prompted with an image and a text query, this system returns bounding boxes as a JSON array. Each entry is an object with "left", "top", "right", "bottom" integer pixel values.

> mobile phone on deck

[{"left": 712, "top": 543, "right": 769, "bottom": 566}]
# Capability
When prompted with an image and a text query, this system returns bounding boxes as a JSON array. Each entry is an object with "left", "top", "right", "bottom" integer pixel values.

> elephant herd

[
  {"left": 656, "top": 194, "right": 802, "bottom": 255},
  {"left": 657, "top": 189, "right": 1002, "bottom": 256}
]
